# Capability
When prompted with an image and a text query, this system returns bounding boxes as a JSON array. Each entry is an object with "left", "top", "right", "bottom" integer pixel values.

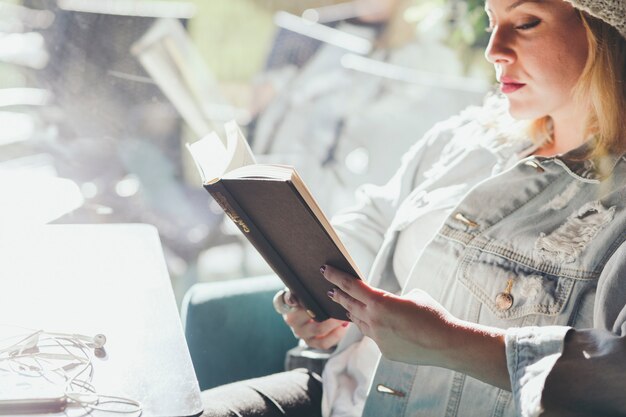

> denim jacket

[{"left": 321, "top": 106, "right": 626, "bottom": 417}]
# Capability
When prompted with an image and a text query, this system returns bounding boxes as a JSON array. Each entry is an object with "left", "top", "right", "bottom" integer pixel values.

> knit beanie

[{"left": 565, "top": 0, "right": 626, "bottom": 39}]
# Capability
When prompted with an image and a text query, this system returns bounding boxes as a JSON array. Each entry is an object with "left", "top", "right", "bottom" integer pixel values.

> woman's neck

[{"left": 534, "top": 105, "right": 590, "bottom": 157}]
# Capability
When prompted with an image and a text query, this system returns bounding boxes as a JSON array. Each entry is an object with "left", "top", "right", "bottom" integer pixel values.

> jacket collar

[{"left": 534, "top": 140, "right": 626, "bottom": 182}]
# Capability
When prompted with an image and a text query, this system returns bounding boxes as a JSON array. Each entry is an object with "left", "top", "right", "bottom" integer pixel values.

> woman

[
  {"left": 203, "top": 0, "right": 626, "bottom": 416},
  {"left": 313, "top": 0, "right": 626, "bottom": 416}
]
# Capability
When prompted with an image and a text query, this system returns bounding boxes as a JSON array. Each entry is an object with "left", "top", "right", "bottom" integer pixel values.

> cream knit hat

[{"left": 565, "top": 0, "right": 626, "bottom": 39}]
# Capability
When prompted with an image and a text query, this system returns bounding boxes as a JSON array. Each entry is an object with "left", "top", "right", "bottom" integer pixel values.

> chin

[{"left": 505, "top": 98, "right": 545, "bottom": 121}]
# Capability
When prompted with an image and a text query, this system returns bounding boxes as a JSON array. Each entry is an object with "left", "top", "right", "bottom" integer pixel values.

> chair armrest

[{"left": 181, "top": 275, "right": 297, "bottom": 390}]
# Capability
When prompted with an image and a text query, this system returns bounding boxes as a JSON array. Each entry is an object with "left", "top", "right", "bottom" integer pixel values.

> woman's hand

[
  {"left": 281, "top": 290, "right": 349, "bottom": 350},
  {"left": 321, "top": 264, "right": 511, "bottom": 390},
  {"left": 321, "top": 265, "right": 456, "bottom": 366}
]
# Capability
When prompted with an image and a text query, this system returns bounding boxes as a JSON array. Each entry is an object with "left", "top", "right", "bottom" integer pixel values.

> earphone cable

[{"left": 0, "top": 329, "right": 142, "bottom": 415}]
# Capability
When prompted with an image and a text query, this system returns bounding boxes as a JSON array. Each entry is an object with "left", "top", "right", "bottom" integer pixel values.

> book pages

[
  {"left": 224, "top": 120, "right": 257, "bottom": 172},
  {"left": 186, "top": 132, "right": 228, "bottom": 183},
  {"left": 187, "top": 121, "right": 257, "bottom": 183}
]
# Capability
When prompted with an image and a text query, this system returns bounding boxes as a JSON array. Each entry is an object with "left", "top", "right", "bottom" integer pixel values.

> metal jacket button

[
  {"left": 454, "top": 212, "right": 478, "bottom": 228},
  {"left": 495, "top": 293, "right": 514, "bottom": 311},
  {"left": 495, "top": 278, "right": 514, "bottom": 311},
  {"left": 524, "top": 159, "right": 545, "bottom": 172},
  {"left": 376, "top": 384, "right": 406, "bottom": 397}
]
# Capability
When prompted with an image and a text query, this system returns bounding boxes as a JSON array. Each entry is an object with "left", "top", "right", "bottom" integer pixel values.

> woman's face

[{"left": 484, "top": 0, "right": 589, "bottom": 121}]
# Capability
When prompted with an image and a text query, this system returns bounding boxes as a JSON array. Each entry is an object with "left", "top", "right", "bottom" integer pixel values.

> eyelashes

[
  {"left": 515, "top": 19, "right": 541, "bottom": 30},
  {"left": 485, "top": 19, "right": 542, "bottom": 33}
]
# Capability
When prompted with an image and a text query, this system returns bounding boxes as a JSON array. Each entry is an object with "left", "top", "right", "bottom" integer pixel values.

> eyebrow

[{"left": 505, "top": 0, "right": 544, "bottom": 12}]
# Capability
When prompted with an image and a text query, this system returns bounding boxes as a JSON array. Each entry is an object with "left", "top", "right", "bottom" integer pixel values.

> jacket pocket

[{"left": 457, "top": 248, "right": 575, "bottom": 321}]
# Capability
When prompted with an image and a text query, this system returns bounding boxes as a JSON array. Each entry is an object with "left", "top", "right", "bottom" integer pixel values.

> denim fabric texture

[{"left": 321, "top": 107, "right": 626, "bottom": 417}]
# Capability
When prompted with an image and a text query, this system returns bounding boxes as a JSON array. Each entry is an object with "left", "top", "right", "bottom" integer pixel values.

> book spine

[{"left": 205, "top": 181, "right": 330, "bottom": 321}]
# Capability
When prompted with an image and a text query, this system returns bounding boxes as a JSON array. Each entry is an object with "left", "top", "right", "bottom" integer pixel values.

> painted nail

[
  {"left": 320, "top": 265, "right": 326, "bottom": 273},
  {"left": 327, "top": 289, "right": 334, "bottom": 298},
  {"left": 342, "top": 322, "right": 349, "bottom": 327}
]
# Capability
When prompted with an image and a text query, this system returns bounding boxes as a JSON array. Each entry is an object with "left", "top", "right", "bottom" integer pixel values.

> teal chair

[{"left": 181, "top": 275, "right": 298, "bottom": 390}]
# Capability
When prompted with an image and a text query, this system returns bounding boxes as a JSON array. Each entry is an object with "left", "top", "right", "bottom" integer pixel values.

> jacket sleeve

[{"left": 505, "top": 240, "right": 626, "bottom": 417}]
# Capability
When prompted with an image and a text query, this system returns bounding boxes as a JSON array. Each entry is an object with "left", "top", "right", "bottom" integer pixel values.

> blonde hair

[{"left": 529, "top": 12, "right": 626, "bottom": 156}]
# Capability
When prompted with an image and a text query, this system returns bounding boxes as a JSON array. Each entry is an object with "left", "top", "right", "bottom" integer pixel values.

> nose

[{"left": 484, "top": 27, "right": 515, "bottom": 65}]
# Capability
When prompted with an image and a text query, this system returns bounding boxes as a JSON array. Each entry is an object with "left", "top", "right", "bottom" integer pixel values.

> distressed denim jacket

[{"left": 322, "top": 107, "right": 626, "bottom": 417}]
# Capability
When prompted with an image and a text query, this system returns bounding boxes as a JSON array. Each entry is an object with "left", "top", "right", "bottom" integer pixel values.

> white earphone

[
  {"left": 0, "top": 328, "right": 141, "bottom": 415},
  {"left": 45, "top": 332, "right": 107, "bottom": 349},
  {"left": 0, "top": 331, "right": 106, "bottom": 356}
]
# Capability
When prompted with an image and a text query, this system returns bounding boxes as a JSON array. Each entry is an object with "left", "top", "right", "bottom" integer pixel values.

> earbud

[
  {"left": 0, "top": 331, "right": 107, "bottom": 361},
  {"left": 45, "top": 332, "right": 107, "bottom": 349},
  {"left": 91, "top": 334, "right": 107, "bottom": 349},
  {"left": 0, "top": 329, "right": 140, "bottom": 414}
]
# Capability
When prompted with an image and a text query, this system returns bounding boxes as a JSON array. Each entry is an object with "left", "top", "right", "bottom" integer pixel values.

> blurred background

[{"left": 0, "top": 0, "right": 494, "bottom": 305}]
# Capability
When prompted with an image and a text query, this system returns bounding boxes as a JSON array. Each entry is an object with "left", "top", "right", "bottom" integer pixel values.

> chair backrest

[{"left": 181, "top": 275, "right": 298, "bottom": 390}]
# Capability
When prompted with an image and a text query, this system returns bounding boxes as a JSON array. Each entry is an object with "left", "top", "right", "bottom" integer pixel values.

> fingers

[
  {"left": 283, "top": 307, "right": 313, "bottom": 330},
  {"left": 322, "top": 265, "right": 391, "bottom": 337},
  {"left": 273, "top": 289, "right": 300, "bottom": 315},
  {"left": 300, "top": 318, "right": 347, "bottom": 342},
  {"left": 285, "top": 309, "right": 348, "bottom": 342},
  {"left": 327, "top": 286, "right": 366, "bottom": 319},
  {"left": 279, "top": 286, "right": 349, "bottom": 349},
  {"left": 305, "top": 323, "right": 349, "bottom": 350},
  {"left": 310, "top": 318, "right": 349, "bottom": 339},
  {"left": 321, "top": 265, "right": 376, "bottom": 303}
]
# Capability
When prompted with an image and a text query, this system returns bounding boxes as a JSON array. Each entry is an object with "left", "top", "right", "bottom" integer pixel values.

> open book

[{"left": 187, "top": 121, "right": 362, "bottom": 321}]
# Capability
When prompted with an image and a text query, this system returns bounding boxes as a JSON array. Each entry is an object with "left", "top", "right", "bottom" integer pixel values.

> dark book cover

[{"left": 205, "top": 178, "right": 359, "bottom": 322}]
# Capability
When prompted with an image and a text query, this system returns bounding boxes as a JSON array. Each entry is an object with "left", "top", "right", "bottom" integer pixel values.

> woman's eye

[{"left": 515, "top": 19, "right": 541, "bottom": 30}]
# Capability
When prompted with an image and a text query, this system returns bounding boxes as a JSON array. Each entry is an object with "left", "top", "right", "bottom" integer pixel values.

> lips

[{"left": 499, "top": 76, "right": 526, "bottom": 94}]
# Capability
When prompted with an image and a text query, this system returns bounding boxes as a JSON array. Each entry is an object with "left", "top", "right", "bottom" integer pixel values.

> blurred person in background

[{"left": 246, "top": 0, "right": 488, "bottom": 216}]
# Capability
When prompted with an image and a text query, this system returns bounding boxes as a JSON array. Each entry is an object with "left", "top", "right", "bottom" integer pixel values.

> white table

[{"left": 0, "top": 224, "right": 203, "bottom": 417}]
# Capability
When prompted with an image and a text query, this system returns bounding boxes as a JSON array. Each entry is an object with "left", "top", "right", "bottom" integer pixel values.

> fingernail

[
  {"left": 320, "top": 265, "right": 326, "bottom": 274},
  {"left": 327, "top": 289, "right": 334, "bottom": 298},
  {"left": 342, "top": 322, "right": 349, "bottom": 327}
]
